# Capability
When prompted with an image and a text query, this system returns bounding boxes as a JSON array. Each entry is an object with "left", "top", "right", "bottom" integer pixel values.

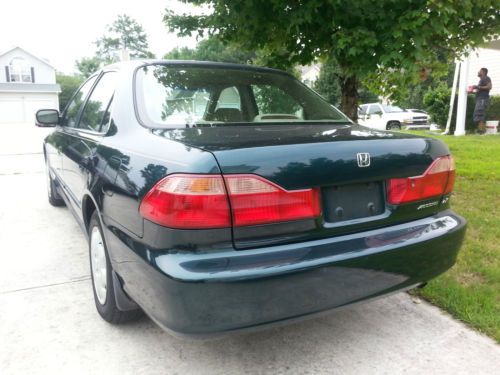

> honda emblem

[{"left": 357, "top": 153, "right": 371, "bottom": 167}]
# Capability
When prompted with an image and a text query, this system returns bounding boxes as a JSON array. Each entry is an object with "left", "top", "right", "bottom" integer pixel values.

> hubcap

[{"left": 90, "top": 226, "right": 107, "bottom": 305}]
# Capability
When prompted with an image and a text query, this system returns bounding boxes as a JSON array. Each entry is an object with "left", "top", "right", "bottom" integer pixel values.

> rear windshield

[{"left": 135, "top": 64, "right": 349, "bottom": 128}]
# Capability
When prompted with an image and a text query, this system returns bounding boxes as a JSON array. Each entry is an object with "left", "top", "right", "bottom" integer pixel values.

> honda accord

[{"left": 36, "top": 60, "right": 466, "bottom": 337}]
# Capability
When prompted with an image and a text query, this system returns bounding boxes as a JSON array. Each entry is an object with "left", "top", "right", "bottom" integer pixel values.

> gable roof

[{"left": 0, "top": 46, "right": 56, "bottom": 69}]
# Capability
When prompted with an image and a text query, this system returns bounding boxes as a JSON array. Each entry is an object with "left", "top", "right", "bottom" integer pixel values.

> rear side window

[
  {"left": 61, "top": 75, "right": 98, "bottom": 127},
  {"left": 358, "top": 105, "right": 367, "bottom": 116},
  {"left": 79, "top": 72, "right": 117, "bottom": 132}
]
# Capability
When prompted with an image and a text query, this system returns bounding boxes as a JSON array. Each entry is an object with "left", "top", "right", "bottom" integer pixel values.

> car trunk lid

[{"left": 153, "top": 124, "right": 450, "bottom": 248}]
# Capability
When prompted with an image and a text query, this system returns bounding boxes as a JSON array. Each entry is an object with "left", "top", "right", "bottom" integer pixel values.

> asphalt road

[{"left": 1, "top": 124, "right": 499, "bottom": 375}]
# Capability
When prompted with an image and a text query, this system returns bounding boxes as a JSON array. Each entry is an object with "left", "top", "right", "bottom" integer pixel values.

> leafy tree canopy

[
  {"left": 393, "top": 57, "right": 455, "bottom": 109},
  {"left": 165, "top": 37, "right": 254, "bottom": 63},
  {"left": 314, "top": 58, "right": 379, "bottom": 107},
  {"left": 75, "top": 57, "right": 102, "bottom": 79},
  {"left": 165, "top": 1, "right": 500, "bottom": 119},
  {"left": 96, "top": 14, "right": 154, "bottom": 63},
  {"left": 74, "top": 15, "right": 154, "bottom": 78}
]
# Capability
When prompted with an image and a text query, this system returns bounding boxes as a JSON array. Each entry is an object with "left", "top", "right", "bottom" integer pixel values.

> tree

[
  {"left": 393, "top": 62, "right": 455, "bottom": 109},
  {"left": 165, "top": 37, "right": 254, "bottom": 63},
  {"left": 74, "top": 15, "right": 154, "bottom": 78},
  {"left": 313, "top": 59, "right": 341, "bottom": 106},
  {"left": 96, "top": 14, "right": 154, "bottom": 63},
  {"left": 75, "top": 57, "right": 102, "bottom": 79},
  {"left": 165, "top": 1, "right": 499, "bottom": 120},
  {"left": 56, "top": 73, "right": 83, "bottom": 111},
  {"left": 364, "top": 48, "right": 456, "bottom": 108},
  {"left": 314, "top": 58, "right": 378, "bottom": 106},
  {"left": 358, "top": 87, "right": 379, "bottom": 105}
]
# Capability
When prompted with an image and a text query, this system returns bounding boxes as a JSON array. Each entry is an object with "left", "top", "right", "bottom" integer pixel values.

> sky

[{"left": 0, "top": 0, "right": 201, "bottom": 74}]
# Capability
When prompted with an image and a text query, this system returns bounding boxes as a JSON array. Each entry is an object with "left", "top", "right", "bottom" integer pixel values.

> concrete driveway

[{"left": 1, "top": 124, "right": 499, "bottom": 375}]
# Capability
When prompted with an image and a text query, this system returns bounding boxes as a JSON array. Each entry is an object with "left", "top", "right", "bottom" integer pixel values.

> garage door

[
  {"left": 0, "top": 96, "right": 57, "bottom": 124},
  {"left": 0, "top": 99, "right": 24, "bottom": 123},
  {"left": 24, "top": 99, "right": 55, "bottom": 123}
]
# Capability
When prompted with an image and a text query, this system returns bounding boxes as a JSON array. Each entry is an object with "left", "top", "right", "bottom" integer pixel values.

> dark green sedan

[{"left": 36, "top": 60, "right": 466, "bottom": 337}]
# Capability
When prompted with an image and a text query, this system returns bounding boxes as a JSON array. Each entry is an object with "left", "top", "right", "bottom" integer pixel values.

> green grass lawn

[{"left": 407, "top": 132, "right": 500, "bottom": 342}]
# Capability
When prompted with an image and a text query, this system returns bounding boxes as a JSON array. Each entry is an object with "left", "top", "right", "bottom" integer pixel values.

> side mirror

[{"left": 36, "top": 109, "right": 59, "bottom": 127}]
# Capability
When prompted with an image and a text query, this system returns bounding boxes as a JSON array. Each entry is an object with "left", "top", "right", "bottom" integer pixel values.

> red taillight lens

[
  {"left": 225, "top": 175, "right": 321, "bottom": 226},
  {"left": 443, "top": 156, "right": 456, "bottom": 194},
  {"left": 139, "top": 174, "right": 321, "bottom": 229},
  {"left": 139, "top": 175, "right": 231, "bottom": 229},
  {"left": 387, "top": 155, "right": 456, "bottom": 205}
]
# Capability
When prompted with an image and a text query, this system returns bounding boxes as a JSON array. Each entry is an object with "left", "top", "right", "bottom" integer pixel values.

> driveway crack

[{"left": 0, "top": 276, "right": 91, "bottom": 295}]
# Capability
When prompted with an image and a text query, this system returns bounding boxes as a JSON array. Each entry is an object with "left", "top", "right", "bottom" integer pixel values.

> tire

[
  {"left": 386, "top": 121, "right": 401, "bottom": 130},
  {"left": 45, "top": 159, "right": 65, "bottom": 207},
  {"left": 88, "top": 211, "right": 142, "bottom": 324}
]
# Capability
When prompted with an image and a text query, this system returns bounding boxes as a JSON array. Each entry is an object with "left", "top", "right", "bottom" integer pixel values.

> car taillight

[
  {"left": 224, "top": 174, "right": 321, "bottom": 226},
  {"left": 387, "top": 155, "right": 455, "bottom": 205},
  {"left": 139, "top": 175, "right": 231, "bottom": 229},
  {"left": 139, "top": 174, "right": 321, "bottom": 229}
]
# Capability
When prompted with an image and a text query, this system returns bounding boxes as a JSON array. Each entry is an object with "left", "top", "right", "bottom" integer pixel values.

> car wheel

[
  {"left": 386, "top": 121, "right": 401, "bottom": 130},
  {"left": 45, "top": 159, "right": 65, "bottom": 207},
  {"left": 89, "top": 211, "right": 142, "bottom": 323}
]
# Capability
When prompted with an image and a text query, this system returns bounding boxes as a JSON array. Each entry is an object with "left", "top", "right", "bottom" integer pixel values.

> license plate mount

[{"left": 322, "top": 182, "right": 385, "bottom": 223}]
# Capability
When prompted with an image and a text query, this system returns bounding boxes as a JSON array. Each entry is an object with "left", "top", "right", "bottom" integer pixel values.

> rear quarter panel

[{"left": 96, "top": 126, "right": 222, "bottom": 238}]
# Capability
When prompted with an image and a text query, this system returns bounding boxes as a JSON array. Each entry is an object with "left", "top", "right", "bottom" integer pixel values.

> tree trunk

[{"left": 339, "top": 75, "right": 359, "bottom": 121}]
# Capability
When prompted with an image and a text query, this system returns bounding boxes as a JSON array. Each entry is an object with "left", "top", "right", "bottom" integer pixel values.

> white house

[
  {"left": 448, "top": 39, "right": 500, "bottom": 135},
  {"left": 0, "top": 46, "right": 60, "bottom": 124},
  {"left": 466, "top": 40, "right": 500, "bottom": 96}
]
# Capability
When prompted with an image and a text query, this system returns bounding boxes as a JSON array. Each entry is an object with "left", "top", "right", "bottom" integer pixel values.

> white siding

[
  {"left": 467, "top": 47, "right": 500, "bottom": 96},
  {"left": 0, "top": 47, "right": 56, "bottom": 84},
  {"left": 0, "top": 92, "right": 59, "bottom": 123}
]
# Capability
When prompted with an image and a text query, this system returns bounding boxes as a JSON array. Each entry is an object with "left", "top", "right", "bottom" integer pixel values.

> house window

[{"left": 9, "top": 58, "right": 33, "bottom": 83}]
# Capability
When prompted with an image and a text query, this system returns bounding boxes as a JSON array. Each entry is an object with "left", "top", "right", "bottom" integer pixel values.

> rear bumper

[{"left": 107, "top": 210, "right": 466, "bottom": 337}]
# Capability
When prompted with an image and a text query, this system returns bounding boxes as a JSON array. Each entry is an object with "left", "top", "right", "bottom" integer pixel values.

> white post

[
  {"left": 455, "top": 54, "right": 470, "bottom": 136},
  {"left": 443, "top": 61, "right": 460, "bottom": 134},
  {"left": 120, "top": 48, "right": 130, "bottom": 61}
]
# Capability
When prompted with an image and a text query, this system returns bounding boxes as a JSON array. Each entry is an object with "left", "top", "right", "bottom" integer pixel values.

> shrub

[
  {"left": 487, "top": 96, "right": 500, "bottom": 122},
  {"left": 424, "top": 82, "right": 500, "bottom": 133},
  {"left": 423, "top": 84, "right": 450, "bottom": 126}
]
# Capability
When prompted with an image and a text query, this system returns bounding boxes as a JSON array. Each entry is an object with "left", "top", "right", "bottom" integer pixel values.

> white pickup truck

[{"left": 358, "top": 103, "right": 430, "bottom": 131}]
